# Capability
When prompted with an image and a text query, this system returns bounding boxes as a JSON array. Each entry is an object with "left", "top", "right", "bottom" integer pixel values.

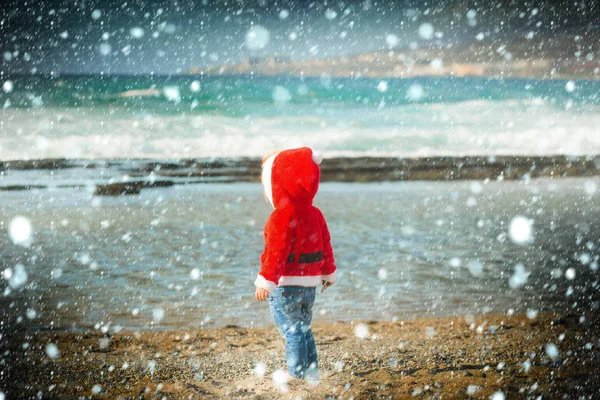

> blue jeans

[{"left": 268, "top": 286, "right": 318, "bottom": 379}]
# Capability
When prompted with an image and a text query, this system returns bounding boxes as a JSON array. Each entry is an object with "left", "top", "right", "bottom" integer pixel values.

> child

[{"left": 254, "top": 147, "right": 337, "bottom": 381}]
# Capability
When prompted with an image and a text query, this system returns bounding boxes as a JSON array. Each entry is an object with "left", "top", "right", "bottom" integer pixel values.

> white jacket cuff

[
  {"left": 321, "top": 270, "right": 337, "bottom": 283},
  {"left": 255, "top": 274, "right": 277, "bottom": 292}
]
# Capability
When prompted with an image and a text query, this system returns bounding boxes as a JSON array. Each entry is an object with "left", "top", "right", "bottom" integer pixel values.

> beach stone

[
  {"left": 144, "top": 180, "right": 175, "bottom": 188},
  {"left": 0, "top": 185, "right": 47, "bottom": 191},
  {"left": 94, "top": 182, "right": 143, "bottom": 196},
  {"left": 0, "top": 158, "right": 74, "bottom": 170},
  {"left": 94, "top": 180, "right": 174, "bottom": 195}
]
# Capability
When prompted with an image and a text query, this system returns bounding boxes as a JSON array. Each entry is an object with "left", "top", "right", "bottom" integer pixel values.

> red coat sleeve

[
  {"left": 255, "top": 209, "right": 293, "bottom": 292},
  {"left": 319, "top": 210, "right": 337, "bottom": 282}
]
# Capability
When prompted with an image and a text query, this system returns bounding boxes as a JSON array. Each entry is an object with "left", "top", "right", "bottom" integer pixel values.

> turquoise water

[
  {"left": 2, "top": 75, "right": 600, "bottom": 113},
  {"left": 1, "top": 75, "right": 600, "bottom": 159}
]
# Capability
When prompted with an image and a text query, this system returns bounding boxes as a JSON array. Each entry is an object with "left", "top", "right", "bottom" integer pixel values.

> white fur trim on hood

[
  {"left": 261, "top": 154, "right": 276, "bottom": 208},
  {"left": 311, "top": 150, "right": 323, "bottom": 165}
]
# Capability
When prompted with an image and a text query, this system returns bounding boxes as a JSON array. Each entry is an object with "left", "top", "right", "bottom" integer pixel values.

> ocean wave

[{"left": 1, "top": 98, "right": 600, "bottom": 159}]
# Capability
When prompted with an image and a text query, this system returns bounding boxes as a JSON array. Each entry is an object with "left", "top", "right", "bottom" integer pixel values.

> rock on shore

[
  {"left": 94, "top": 180, "right": 175, "bottom": 196},
  {"left": 1, "top": 155, "right": 598, "bottom": 195}
]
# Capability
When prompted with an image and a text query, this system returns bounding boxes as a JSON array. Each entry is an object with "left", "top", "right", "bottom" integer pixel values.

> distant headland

[{"left": 189, "top": 34, "right": 600, "bottom": 80}]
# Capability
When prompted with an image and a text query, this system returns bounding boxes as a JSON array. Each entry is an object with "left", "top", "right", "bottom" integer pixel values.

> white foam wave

[{"left": 1, "top": 99, "right": 600, "bottom": 160}]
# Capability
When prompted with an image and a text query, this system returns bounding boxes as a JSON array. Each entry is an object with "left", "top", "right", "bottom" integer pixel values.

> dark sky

[{"left": 1, "top": 0, "right": 598, "bottom": 75}]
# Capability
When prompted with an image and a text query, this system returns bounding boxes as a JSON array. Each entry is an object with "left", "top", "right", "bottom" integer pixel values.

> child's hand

[
  {"left": 320, "top": 280, "right": 334, "bottom": 294},
  {"left": 255, "top": 287, "right": 270, "bottom": 301}
]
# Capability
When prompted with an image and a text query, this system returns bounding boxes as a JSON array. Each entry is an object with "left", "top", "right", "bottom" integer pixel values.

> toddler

[{"left": 254, "top": 147, "right": 337, "bottom": 380}]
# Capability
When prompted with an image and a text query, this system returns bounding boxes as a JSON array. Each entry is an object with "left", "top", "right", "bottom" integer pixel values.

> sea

[
  {"left": 1, "top": 75, "right": 599, "bottom": 332},
  {"left": 1, "top": 75, "right": 600, "bottom": 159}
]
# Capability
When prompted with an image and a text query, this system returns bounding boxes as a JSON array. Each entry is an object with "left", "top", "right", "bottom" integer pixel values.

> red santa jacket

[{"left": 254, "top": 147, "right": 337, "bottom": 292}]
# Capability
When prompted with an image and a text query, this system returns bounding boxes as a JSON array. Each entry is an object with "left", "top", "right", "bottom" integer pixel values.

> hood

[{"left": 262, "top": 147, "right": 322, "bottom": 209}]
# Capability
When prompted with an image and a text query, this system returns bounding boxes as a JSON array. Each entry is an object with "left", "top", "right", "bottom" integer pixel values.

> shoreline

[
  {"left": 1, "top": 155, "right": 599, "bottom": 194},
  {"left": 2, "top": 312, "right": 598, "bottom": 398}
]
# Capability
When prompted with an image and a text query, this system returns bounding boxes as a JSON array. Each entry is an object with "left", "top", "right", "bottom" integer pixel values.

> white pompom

[{"left": 311, "top": 150, "right": 323, "bottom": 165}]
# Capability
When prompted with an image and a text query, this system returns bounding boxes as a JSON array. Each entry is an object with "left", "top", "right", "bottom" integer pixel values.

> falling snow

[
  {"left": 565, "top": 267, "right": 576, "bottom": 280},
  {"left": 129, "top": 27, "right": 145, "bottom": 39},
  {"left": 509, "top": 263, "right": 529, "bottom": 289},
  {"left": 583, "top": 181, "right": 597, "bottom": 195},
  {"left": 245, "top": 26, "right": 270, "bottom": 51},
  {"left": 272, "top": 86, "right": 292, "bottom": 105},
  {"left": 354, "top": 324, "right": 369, "bottom": 339},
  {"left": 545, "top": 343, "right": 560, "bottom": 360},
  {"left": 45, "top": 344, "right": 60, "bottom": 359},
  {"left": 163, "top": 87, "right": 181, "bottom": 103},
  {"left": 418, "top": 23, "right": 434, "bottom": 40},
  {"left": 467, "top": 385, "right": 480, "bottom": 395},
  {"left": 491, "top": 391, "right": 506, "bottom": 400},
  {"left": 467, "top": 260, "right": 484, "bottom": 277},
  {"left": 449, "top": 257, "right": 462, "bottom": 268},
  {"left": 272, "top": 369, "right": 288, "bottom": 392},
  {"left": 8, "top": 264, "right": 28, "bottom": 289},
  {"left": 8, "top": 216, "right": 33, "bottom": 247},
  {"left": 91, "top": 9, "right": 102, "bottom": 20},
  {"left": 2, "top": 80, "right": 13, "bottom": 93},
  {"left": 325, "top": 9, "right": 338, "bottom": 20},
  {"left": 430, "top": 58, "right": 443, "bottom": 69},
  {"left": 385, "top": 34, "right": 399, "bottom": 48},
  {"left": 253, "top": 363, "right": 266, "bottom": 377},
  {"left": 508, "top": 216, "right": 534, "bottom": 245},
  {"left": 152, "top": 307, "right": 165, "bottom": 322},
  {"left": 190, "top": 80, "right": 201, "bottom": 93},
  {"left": 99, "top": 43, "right": 112, "bottom": 56},
  {"left": 406, "top": 83, "right": 424, "bottom": 101},
  {"left": 377, "top": 268, "right": 388, "bottom": 280},
  {"left": 190, "top": 268, "right": 201, "bottom": 280}
]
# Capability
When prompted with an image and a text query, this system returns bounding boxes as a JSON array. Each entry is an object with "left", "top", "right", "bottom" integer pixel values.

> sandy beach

[{"left": 2, "top": 312, "right": 599, "bottom": 399}]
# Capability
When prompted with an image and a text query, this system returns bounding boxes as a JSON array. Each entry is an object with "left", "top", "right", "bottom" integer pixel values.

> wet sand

[{"left": 3, "top": 312, "right": 599, "bottom": 399}]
